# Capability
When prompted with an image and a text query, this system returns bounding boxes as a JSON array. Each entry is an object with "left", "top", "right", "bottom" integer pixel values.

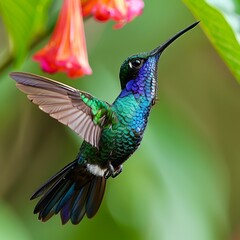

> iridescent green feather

[{"left": 80, "top": 93, "right": 117, "bottom": 127}]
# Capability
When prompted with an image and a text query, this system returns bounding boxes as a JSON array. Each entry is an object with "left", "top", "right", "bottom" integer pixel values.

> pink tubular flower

[
  {"left": 81, "top": 0, "right": 144, "bottom": 29},
  {"left": 33, "top": 0, "right": 92, "bottom": 78}
]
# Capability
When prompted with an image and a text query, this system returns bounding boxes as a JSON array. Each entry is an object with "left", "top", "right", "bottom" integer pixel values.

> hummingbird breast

[
  {"left": 101, "top": 94, "right": 151, "bottom": 167},
  {"left": 77, "top": 94, "right": 152, "bottom": 174}
]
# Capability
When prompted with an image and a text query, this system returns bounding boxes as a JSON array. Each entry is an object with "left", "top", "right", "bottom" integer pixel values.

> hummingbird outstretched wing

[{"left": 10, "top": 72, "right": 116, "bottom": 148}]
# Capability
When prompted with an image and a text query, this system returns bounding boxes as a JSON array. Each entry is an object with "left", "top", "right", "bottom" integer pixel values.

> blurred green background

[{"left": 0, "top": 1, "right": 240, "bottom": 240}]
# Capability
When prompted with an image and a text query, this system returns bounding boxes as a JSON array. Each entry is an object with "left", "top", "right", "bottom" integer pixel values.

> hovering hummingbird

[{"left": 10, "top": 21, "right": 199, "bottom": 225}]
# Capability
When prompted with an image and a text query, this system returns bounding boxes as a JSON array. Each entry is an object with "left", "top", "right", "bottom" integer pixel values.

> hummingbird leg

[
  {"left": 104, "top": 163, "right": 123, "bottom": 179},
  {"left": 112, "top": 165, "right": 123, "bottom": 178},
  {"left": 104, "top": 162, "right": 115, "bottom": 179}
]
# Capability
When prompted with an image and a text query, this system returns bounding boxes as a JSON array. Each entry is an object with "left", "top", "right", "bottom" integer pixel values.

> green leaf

[
  {"left": 183, "top": 0, "right": 240, "bottom": 83},
  {"left": 0, "top": 0, "right": 51, "bottom": 64}
]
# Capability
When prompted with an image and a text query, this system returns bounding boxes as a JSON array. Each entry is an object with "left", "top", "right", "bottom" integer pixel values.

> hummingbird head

[{"left": 119, "top": 22, "right": 199, "bottom": 94}]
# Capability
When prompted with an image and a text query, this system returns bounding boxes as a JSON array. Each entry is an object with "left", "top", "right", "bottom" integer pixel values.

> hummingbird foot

[
  {"left": 112, "top": 165, "right": 123, "bottom": 178},
  {"left": 104, "top": 163, "right": 123, "bottom": 179}
]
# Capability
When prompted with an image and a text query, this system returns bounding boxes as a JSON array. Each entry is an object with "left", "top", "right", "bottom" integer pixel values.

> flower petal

[
  {"left": 33, "top": 0, "right": 92, "bottom": 78},
  {"left": 81, "top": 0, "right": 144, "bottom": 28}
]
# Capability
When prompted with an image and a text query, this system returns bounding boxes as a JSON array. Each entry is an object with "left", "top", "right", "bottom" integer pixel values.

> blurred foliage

[
  {"left": 0, "top": 1, "right": 240, "bottom": 240},
  {"left": 0, "top": 0, "right": 52, "bottom": 64},
  {"left": 0, "top": 201, "right": 31, "bottom": 240}
]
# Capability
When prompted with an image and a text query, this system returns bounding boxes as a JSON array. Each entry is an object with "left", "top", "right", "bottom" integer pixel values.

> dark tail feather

[
  {"left": 31, "top": 161, "right": 76, "bottom": 199},
  {"left": 31, "top": 160, "right": 107, "bottom": 225},
  {"left": 86, "top": 177, "right": 106, "bottom": 218}
]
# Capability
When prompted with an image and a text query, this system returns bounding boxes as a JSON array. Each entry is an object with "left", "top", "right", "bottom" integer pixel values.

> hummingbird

[{"left": 10, "top": 21, "right": 199, "bottom": 225}]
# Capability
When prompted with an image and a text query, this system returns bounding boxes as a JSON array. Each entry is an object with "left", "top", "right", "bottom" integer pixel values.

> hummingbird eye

[{"left": 129, "top": 59, "right": 143, "bottom": 69}]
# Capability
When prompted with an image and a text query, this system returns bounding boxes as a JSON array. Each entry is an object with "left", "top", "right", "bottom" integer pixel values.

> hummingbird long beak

[{"left": 150, "top": 21, "right": 200, "bottom": 57}]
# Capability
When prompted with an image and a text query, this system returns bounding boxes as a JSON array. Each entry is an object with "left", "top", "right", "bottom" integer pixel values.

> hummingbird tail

[{"left": 30, "top": 160, "right": 106, "bottom": 224}]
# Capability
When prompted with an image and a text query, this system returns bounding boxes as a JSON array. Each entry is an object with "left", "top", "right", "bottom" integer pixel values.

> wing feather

[{"left": 11, "top": 72, "right": 116, "bottom": 147}]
